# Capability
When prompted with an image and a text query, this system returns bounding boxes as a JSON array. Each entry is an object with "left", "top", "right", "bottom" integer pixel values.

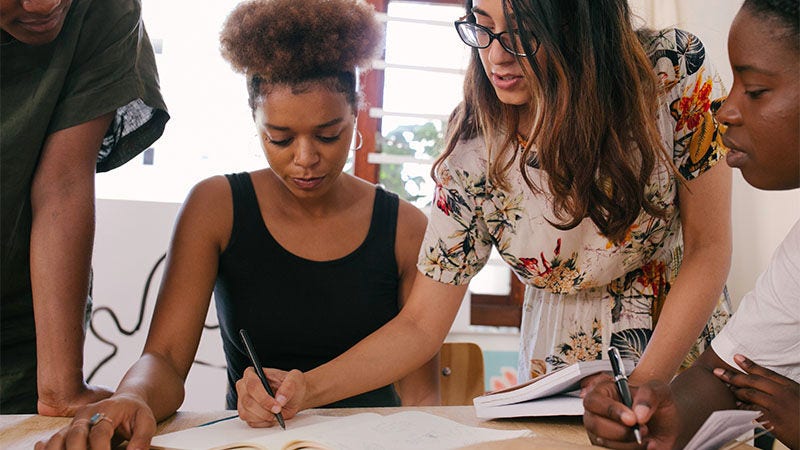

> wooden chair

[{"left": 439, "top": 342, "right": 485, "bottom": 406}]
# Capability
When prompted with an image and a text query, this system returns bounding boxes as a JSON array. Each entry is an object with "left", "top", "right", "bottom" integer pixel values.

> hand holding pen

[
  {"left": 239, "top": 329, "right": 286, "bottom": 429},
  {"left": 608, "top": 346, "right": 642, "bottom": 445}
]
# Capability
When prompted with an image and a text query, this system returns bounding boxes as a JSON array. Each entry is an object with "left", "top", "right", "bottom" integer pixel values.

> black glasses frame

[{"left": 454, "top": 20, "right": 538, "bottom": 57}]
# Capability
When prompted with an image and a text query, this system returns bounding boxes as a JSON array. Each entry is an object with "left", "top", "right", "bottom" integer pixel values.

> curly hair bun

[{"left": 220, "top": 0, "right": 384, "bottom": 81}]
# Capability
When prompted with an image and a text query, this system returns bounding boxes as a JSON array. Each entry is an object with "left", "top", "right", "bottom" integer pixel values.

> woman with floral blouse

[{"left": 234, "top": 0, "right": 734, "bottom": 423}]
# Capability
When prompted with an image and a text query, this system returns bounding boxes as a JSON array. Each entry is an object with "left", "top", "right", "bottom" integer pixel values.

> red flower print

[
  {"left": 434, "top": 184, "right": 451, "bottom": 216},
  {"left": 673, "top": 73, "right": 713, "bottom": 132}
]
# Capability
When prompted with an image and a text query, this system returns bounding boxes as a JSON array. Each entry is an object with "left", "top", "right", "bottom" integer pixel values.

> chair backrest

[{"left": 439, "top": 342, "right": 485, "bottom": 406}]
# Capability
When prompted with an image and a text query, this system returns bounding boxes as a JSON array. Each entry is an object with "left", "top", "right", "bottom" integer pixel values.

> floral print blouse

[{"left": 418, "top": 28, "right": 732, "bottom": 381}]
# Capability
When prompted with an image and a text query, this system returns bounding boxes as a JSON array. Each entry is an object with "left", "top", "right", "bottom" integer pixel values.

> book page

[
  {"left": 683, "top": 410, "right": 761, "bottom": 450},
  {"left": 474, "top": 393, "right": 584, "bottom": 419},
  {"left": 271, "top": 411, "right": 531, "bottom": 450},
  {"left": 152, "top": 411, "right": 530, "bottom": 450},
  {"left": 149, "top": 413, "right": 344, "bottom": 450}
]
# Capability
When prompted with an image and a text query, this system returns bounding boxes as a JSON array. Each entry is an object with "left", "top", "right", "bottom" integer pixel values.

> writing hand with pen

[
  {"left": 236, "top": 329, "right": 304, "bottom": 429},
  {"left": 583, "top": 378, "right": 683, "bottom": 450}
]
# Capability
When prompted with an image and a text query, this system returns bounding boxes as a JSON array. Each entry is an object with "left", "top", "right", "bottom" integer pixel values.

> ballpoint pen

[
  {"left": 239, "top": 328, "right": 286, "bottom": 430},
  {"left": 608, "top": 346, "right": 642, "bottom": 445}
]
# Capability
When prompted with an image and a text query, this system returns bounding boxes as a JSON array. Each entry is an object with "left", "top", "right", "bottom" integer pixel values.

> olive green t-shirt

[{"left": 0, "top": 0, "right": 168, "bottom": 412}]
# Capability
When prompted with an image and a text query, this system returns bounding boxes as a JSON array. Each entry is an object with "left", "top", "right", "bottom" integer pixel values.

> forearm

[
  {"left": 30, "top": 182, "right": 95, "bottom": 402},
  {"left": 631, "top": 248, "right": 729, "bottom": 384},
  {"left": 114, "top": 353, "right": 188, "bottom": 421},
  {"left": 397, "top": 354, "right": 441, "bottom": 406},
  {"left": 669, "top": 365, "right": 738, "bottom": 447},
  {"left": 304, "top": 312, "right": 445, "bottom": 409}
]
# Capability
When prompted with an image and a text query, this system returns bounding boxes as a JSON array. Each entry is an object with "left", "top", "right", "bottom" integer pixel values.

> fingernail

[
  {"left": 621, "top": 410, "right": 636, "bottom": 423},
  {"left": 271, "top": 405, "right": 282, "bottom": 414},
  {"left": 275, "top": 394, "right": 287, "bottom": 406},
  {"left": 734, "top": 354, "right": 747, "bottom": 364},
  {"left": 713, "top": 368, "right": 725, "bottom": 376},
  {"left": 633, "top": 404, "right": 650, "bottom": 419}
]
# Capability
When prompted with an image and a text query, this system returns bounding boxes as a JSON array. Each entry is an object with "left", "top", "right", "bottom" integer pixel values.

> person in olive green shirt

[{"left": 0, "top": 0, "right": 168, "bottom": 414}]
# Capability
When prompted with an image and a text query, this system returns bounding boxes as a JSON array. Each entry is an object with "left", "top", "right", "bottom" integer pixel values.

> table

[
  {"left": 0, "top": 405, "right": 758, "bottom": 449},
  {"left": 1, "top": 406, "right": 599, "bottom": 449}
]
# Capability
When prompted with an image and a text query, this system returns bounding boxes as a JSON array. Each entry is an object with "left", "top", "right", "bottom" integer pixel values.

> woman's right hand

[
  {"left": 236, "top": 367, "right": 304, "bottom": 427},
  {"left": 34, "top": 393, "right": 156, "bottom": 450}
]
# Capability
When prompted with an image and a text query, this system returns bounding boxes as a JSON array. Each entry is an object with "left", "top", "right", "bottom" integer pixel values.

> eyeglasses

[{"left": 454, "top": 19, "right": 538, "bottom": 57}]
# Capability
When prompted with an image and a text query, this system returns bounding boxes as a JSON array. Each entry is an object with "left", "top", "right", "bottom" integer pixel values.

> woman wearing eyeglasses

[
  {"left": 229, "top": 0, "right": 733, "bottom": 425},
  {"left": 438, "top": 0, "right": 734, "bottom": 386}
]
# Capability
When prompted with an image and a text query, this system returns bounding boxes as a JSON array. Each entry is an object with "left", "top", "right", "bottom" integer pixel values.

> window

[{"left": 359, "top": 0, "right": 522, "bottom": 327}]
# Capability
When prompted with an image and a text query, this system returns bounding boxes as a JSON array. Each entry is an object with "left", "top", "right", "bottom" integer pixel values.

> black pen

[
  {"left": 239, "top": 329, "right": 286, "bottom": 430},
  {"left": 608, "top": 346, "right": 642, "bottom": 445}
]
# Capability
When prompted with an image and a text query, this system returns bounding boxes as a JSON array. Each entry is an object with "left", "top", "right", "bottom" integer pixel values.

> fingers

[
  {"left": 585, "top": 409, "right": 643, "bottom": 446},
  {"left": 630, "top": 382, "right": 671, "bottom": 424},
  {"left": 237, "top": 368, "right": 280, "bottom": 427},
  {"left": 580, "top": 372, "right": 613, "bottom": 397},
  {"left": 125, "top": 407, "right": 158, "bottom": 450},
  {"left": 272, "top": 369, "right": 301, "bottom": 410},
  {"left": 87, "top": 414, "right": 116, "bottom": 450},
  {"left": 584, "top": 381, "right": 637, "bottom": 426}
]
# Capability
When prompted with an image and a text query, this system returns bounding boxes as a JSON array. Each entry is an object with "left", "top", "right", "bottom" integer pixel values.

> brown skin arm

[
  {"left": 393, "top": 200, "right": 441, "bottom": 406},
  {"left": 31, "top": 112, "right": 116, "bottom": 417},
  {"left": 35, "top": 176, "right": 232, "bottom": 450},
  {"left": 629, "top": 160, "right": 732, "bottom": 385},
  {"left": 584, "top": 349, "right": 739, "bottom": 450},
  {"left": 235, "top": 276, "right": 467, "bottom": 426}
]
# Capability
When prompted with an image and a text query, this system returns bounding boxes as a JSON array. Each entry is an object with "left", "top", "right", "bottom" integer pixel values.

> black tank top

[{"left": 215, "top": 172, "right": 402, "bottom": 409}]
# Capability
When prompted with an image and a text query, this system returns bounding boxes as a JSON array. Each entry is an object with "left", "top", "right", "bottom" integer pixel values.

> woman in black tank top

[{"left": 40, "top": 0, "right": 437, "bottom": 446}]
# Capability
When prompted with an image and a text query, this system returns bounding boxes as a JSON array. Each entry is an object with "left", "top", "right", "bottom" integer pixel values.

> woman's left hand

[{"left": 714, "top": 354, "right": 799, "bottom": 449}]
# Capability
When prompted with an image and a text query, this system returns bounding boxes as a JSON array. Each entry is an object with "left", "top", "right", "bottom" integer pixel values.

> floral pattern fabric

[{"left": 418, "top": 28, "right": 732, "bottom": 381}]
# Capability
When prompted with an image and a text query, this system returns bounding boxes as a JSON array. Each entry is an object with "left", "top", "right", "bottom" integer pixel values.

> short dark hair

[
  {"left": 743, "top": 0, "right": 799, "bottom": 49},
  {"left": 219, "top": 0, "right": 383, "bottom": 113}
]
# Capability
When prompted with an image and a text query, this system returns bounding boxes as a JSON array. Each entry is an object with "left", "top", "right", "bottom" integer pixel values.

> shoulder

[
  {"left": 70, "top": 0, "right": 142, "bottom": 37},
  {"left": 641, "top": 27, "right": 714, "bottom": 86},
  {"left": 68, "top": 0, "right": 144, "bottom": 60},
  {"left": 435, "top": 136, "right": 487, "bottom": 178},
  {"left": 396, "top": 198, "right": 428, "bottom": 243},
  {"left": 183, "top": 175, "right": 233, "bottom": 217}
]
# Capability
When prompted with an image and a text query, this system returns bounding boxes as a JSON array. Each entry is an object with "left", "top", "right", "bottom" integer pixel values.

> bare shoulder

[
  {"left": 183, "top": 175, "right": 232, "bottom": 213},
  {"left": 176, "top": 175, "right": 234, "bottom": 249},
  {"left": 396, "top": 198, "right": 428, "bottom": 243}
]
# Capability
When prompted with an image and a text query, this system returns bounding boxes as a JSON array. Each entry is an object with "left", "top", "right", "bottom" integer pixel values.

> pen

[
  {"left": 239, "top": 328, "right": 286, "bottom": 430},
  {"left": 608, "top": 346, "right": 642, "bottom": 445}
]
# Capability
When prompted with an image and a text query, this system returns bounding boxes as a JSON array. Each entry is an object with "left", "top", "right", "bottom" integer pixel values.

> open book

[
  {"left": 473, "top": 359, "right": 634, "bottom": 419},
  {"left": 150, "top": 410, "right": 531, "bottom": 450}
]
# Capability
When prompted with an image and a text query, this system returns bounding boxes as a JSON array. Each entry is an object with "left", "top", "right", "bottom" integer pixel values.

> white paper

[
  {"left": 474, "top": 394, "right": 585, "bottom": 419},
  {"left": 151, "top": 410, "right": 531, "bottom": 450},
  {"left": 683, "top": 410, "right": 761, "bottom": 450}
]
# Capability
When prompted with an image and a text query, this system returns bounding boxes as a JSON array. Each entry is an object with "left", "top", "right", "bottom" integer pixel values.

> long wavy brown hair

[{"left": 435, "top": 0, "right": 671, "bottom": 243}]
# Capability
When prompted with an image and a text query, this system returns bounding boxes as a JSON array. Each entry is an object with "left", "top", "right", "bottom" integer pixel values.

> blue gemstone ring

[{"left": 88, "top": 412, "right": 113, "bottom": 427}]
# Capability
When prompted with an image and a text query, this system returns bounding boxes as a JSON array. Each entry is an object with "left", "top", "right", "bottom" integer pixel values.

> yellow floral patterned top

[{"left": 418, "top": 28, "right": 732, "bottom": 381}]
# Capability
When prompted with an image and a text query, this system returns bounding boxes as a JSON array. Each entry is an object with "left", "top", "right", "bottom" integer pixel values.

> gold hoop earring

[{"left": 351, "top": 130, "right": 363, "bottom": 151}]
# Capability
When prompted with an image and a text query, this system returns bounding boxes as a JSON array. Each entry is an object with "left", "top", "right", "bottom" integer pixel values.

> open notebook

[{"left": 150, "top": 410, "right": 531, "bottom": 450}]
